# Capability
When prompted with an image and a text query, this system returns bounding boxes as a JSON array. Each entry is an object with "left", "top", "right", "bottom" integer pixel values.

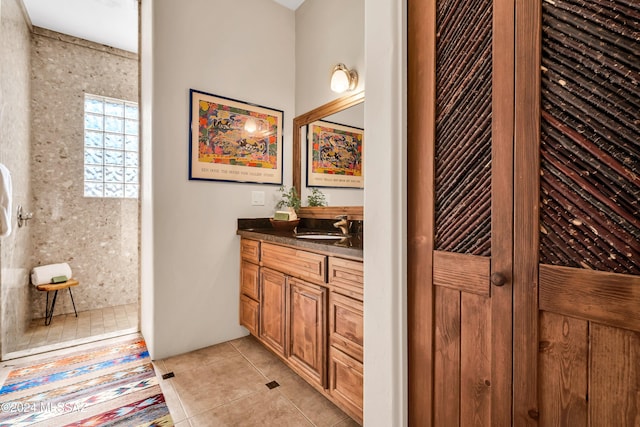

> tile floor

[
  {"left": 12, "top": 303, "right": 138, "bottom": 353},
  {"left": 154, "top": 334, "right": 361, "bottom": 427}
]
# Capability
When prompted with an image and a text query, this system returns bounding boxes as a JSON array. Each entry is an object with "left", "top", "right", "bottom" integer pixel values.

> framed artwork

[
  {"left": 307, "top": 120, "right": 364, "bottom": 188},
  {"left": 189, "top": 89, "right": 283, "bottom": 184}
]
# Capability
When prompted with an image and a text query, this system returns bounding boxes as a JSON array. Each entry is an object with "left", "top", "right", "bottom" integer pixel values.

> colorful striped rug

[{"left": 0, "top": 336, "right": 172, "bottom": 426}]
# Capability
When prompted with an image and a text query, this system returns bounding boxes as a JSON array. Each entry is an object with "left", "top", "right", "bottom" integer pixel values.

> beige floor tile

[
  {"left": 46, "top": 326, "right": 64, "bottom": 344},
  {"left": 158, "top": 375, "right": 188, "bottom": 424},
  {"left": 29, "top": 331, "right": 49, "bottom": 346},
  {"left": 152, "top": 360, "right": 169, "bottom": 376},
  {"left": 114, "top": 305, "right": 127, "bottom": 314},
  {"left": 171, "top": 355, "right": 268, "bottom": 418},
  {"left": 28, "top": 328, "right": 46, "bottom": 339},
  {"left": 60, "top": 330, "right": 78, "bottom": 341},
  {"left": 277, "top": 371, "right": 349, "bottom": 427},
  {"left": 188, "top": 389, "right": 313, "bottom": 427},
  {"left": 90, "top": 326, "right": 105, "bottom": 336},
  {"left": 103, "top": 317, "right": 117, "bottom": 327},
  {"left": 5, "top": 329, "right": 356, "bottom": 425},
  {"left": 5, "top": 304, "right": 138, "bottom": 360},
  {"left": 103, "top": 324, "right": 120, "bottom": 334},
  {"left": 90, "top": 311, "right": 104, "bottom": 326},
  {"left": 162, "top": 342, "right": 240, "bottom": 374},
  {"left": 230, "top": 335, "right": 294, "bottom": 380},
  {"left": 76, "top": 329, "right": 91, "bottom": 340},
  {"left": 77, "top": 318, "right": 91, "bottom": 328},
  {"left": 116, "top": 319, "right": 131, "bottom": 330},
  {"left": 331, "top": 417, "right": 362, "bottom": 427}
]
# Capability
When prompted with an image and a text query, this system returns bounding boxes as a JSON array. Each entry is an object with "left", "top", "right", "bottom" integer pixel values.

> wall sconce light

[
  {"left": 330, "top": 63, "right": 358, "bottom": 93},
  {"left": 244, "top": 118, "right": 258, "bottom": 133}
]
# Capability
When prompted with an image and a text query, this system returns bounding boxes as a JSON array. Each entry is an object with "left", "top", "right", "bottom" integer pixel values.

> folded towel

[
  {"left": 0, "top": 163, "right": 12, "bottom": 238},
  {"left": 31, "top": 263, "right": 73, "bottom": 286}
]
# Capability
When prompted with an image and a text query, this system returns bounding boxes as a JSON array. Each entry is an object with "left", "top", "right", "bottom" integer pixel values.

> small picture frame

[
  {"left": 189, "top": 89, "right": 283, "bottom": 184},
  {"left": 307, "top": 120, "right": 364, "bottom": 188}
]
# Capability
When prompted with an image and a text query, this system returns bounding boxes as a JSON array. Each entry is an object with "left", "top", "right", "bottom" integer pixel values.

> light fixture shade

[
  {"left": 330, "top": 64, "right": 358, "bottom": 93},
  {"left": 244, "top": 118, "right": 257, "bottom": 133}
]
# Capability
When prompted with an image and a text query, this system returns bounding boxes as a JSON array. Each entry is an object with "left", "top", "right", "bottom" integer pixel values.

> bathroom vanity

[{"left": 237, "top": 221, "right": 363, "bottom": 424}]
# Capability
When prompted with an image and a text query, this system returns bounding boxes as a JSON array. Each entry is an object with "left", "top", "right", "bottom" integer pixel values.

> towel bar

[{"left": 36, "top": 279, "right": 79, "bottom": 326}]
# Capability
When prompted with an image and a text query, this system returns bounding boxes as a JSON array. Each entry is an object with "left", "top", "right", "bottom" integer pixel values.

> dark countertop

[{"left": 237, "top": 218, "right": 363, "bottom": 260}]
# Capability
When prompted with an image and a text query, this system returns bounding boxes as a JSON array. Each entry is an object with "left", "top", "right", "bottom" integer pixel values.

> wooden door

[
  {"left": 287, "top": 277, "right": 327, "bottom": 388},
  {"left": 409, "top": 0, "right": 639, "bottom": 424},
  {"left": 260, "top": 267, "right": 287, "bottom": 357},
  {"left": 514, "top": 0, "right": 640, "bottom": 424},
  {"left": 408, "top": 0, "right": 515, "bottom": 425}
]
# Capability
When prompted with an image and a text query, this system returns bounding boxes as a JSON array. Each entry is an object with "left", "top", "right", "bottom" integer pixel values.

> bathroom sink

[{"left": 295, "top": 233, "right": 346, "bottom": 240}]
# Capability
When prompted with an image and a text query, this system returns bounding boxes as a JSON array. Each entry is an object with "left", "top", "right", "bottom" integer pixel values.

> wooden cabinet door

[
  {"left": 259, "top": 268, "right": 287, "bottom": 357},
  {"left": 287, "top": 278, "right": 327, "bottom": 388},
  {"left": 408, "top": 0, "right": 514, "bottom": 425},
  {"left": 240, "top": 294, "right": 259, "bottom": 336}
]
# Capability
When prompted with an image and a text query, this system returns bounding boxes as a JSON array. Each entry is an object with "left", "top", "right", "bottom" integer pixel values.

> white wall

[
  {"left": 139, "top": 0, "right": 155, "bottom": 357},
  {"left": 141, "top": 0, "right": 295, "bottom": 360},
  {"left": 295, "top": 0, "right": 364, "bottom": 206},
  {"left": 295, "top": 0, "right": 364, "bottom": 113},
  {"left": 364, "top": 0, "right": 407, "bottom": 425}
]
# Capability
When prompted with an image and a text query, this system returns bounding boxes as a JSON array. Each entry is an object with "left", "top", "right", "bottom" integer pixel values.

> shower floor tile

[{"left": 14, "top": 303, "right": 138, "bottom": 353}]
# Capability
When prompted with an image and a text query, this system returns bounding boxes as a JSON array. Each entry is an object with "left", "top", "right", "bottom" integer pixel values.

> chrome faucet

[{"left": 333, "top": 215, "right": 350, "bottom": 236}]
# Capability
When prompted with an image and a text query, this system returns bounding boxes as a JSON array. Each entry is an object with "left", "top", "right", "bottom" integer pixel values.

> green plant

[
  {"left": 307, "top": 188, "right": 328, "bottom": 207},
  {"left": 275, "top": 185, "right": 301, "bottom": 212}
]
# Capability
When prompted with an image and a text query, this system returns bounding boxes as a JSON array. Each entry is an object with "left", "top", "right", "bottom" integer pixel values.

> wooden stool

[{"left": 36, "top": 279, "right": 79, "bottom": 326}]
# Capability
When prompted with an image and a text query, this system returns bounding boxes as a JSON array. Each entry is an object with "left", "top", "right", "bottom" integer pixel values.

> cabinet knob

[{"left": 491, "top": 272, "right": 507, "bottom": 287}]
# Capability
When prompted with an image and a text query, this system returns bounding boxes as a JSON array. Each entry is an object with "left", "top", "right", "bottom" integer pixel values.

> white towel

[
  {"left": 31, "top": 263, "right": 73, "bottom": 286},
  {"left": 0, "top": 163, "right": 12, "bottom": 238}
]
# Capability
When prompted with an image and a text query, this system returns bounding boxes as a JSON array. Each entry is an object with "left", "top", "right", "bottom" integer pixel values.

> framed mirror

[{"left": 293, "top": 91, "right": 364, "bottom": 220}]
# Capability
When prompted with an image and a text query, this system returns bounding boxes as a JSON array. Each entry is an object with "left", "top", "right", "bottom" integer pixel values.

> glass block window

[{"left": 84, "top": 94, "right": 139, "bottom": 198}]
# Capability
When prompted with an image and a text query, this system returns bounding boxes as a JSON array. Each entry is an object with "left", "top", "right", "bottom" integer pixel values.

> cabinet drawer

[
  {"left": 329, "top": 292, "right": 363, "bottom": 362},
  {"left": 241, "top": 239, "right": 260, "bottom": 263},
  {"left": 329, "top": 346, "right": 363, "bottom": 423},
  {"left": 262, "top": 243, "right": 327, "bottom": 284},
  {"left": 240, "top": 294, "right": 259, "bottom": 336},
  {"left": 328, "top": 257, "right": 363, "bottom": 301},
  {"left": 240, "top": 261, "right": 260, "bottom": 300}
]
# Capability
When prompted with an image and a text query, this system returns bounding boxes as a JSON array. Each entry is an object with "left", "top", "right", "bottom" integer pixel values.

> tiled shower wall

[
  {"left": 29, "top": 28, "right": 139, "bottom": 320},
  {"left": 0, "top": 0, "right": 33, "bottom": 355}
]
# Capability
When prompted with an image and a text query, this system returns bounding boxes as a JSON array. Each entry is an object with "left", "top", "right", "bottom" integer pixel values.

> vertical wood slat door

[
  {"left": 515, "top": 0, "right": 640, "bottom": 424},
  {"left": 408, "top": 0, "right": 514, "bottom": 424}
]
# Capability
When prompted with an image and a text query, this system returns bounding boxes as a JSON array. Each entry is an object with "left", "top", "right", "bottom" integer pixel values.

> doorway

[{"left": 0, "top": 1, "right": 141, "bottom": 360}]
